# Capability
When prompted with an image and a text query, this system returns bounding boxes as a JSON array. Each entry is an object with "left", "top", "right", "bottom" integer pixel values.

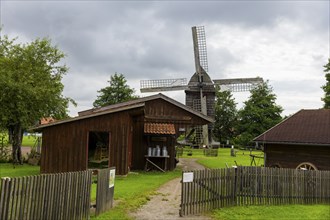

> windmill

[{"left": 140, "top": 26, "right": 263, "bottom": 147}]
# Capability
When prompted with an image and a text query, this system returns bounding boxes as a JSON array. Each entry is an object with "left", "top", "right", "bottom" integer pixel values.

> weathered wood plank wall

[
  {"left": 41, "top": 111, "right": 134, "bottom": 175},
  {"left": 264, "top": 144, "right": 330, "bottom": 170}
]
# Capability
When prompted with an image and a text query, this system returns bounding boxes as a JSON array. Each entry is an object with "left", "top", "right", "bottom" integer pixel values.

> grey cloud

[
  {"left": 1, "top": 1, "right": 328, "bottom": 116},
  {"left": 208, "top": 47, "right": 242, "bottom": 79},
  {"left": 272, "top": 79, "right": 324, "bottom": 95},
  {"left": 155, "top": 1, "right": 328, "bottom": 30}
]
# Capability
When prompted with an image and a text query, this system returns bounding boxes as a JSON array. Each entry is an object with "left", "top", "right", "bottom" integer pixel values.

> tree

[
  {"left": 0, "top": 35, "right": 75, "bottom": 164},
  {"left": 213, "top": 86, "right": 238, "bottom": 144},
  {"left": 93, "top": 73, "right": 138, "bottom": 107},
  {"left": 321, "top": 58, "right": 330, "bottom": 108},
  {"left": 235, "top": 81, "right": 283, "bottom": 146}
]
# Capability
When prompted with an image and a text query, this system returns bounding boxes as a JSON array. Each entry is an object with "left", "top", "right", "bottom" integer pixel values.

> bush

[
  {"left": 0, "top": 133, "right": 11, "bottom": 162},
  {"left": 233, "top": 132, "right": 255, "bottom": 147}
]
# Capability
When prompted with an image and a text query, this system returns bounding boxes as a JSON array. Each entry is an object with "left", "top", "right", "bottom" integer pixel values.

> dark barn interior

[{"left": 88, "top": 131, "right": 110, "bottom": 168}]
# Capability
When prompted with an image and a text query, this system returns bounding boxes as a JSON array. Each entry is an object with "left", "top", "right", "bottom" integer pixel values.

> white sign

[
  {"left": 183, "top": 172, "right": 194, "bottom": 183},
  {"left": 109, "top": 169, "right": 115, "bottom": 188}
]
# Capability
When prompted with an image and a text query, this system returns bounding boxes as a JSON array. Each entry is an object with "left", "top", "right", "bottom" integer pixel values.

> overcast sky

[{"left": 1, "top": 1, "right": 329, "bottom": 117}]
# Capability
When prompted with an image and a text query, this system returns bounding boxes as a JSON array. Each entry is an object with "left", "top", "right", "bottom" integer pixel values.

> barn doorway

[{"left": 88, "top": 131, "right": 110, "bottom": 169}]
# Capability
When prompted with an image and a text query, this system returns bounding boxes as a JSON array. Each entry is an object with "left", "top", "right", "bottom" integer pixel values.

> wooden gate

[
  {"left": 180, "top": 167, "right": 330, "bottom": 216},
  {"left": 180, "top": 168, "right": 236, "bottom": 216}
]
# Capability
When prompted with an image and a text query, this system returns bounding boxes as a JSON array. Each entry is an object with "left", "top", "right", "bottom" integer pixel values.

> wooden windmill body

[{"left": 140, "top": 26, "right": 263, "bottom": 147}]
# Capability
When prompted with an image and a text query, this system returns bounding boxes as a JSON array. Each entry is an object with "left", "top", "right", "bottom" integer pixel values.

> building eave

[
  {"left": 255, "top": 140, "right": 330, "bottom": 147},
  {"left": 31, "top": 103, "right": 145, "bottom": 131},
  {"left": 31, "top": 93, "right": 214, "bottom": 131}
]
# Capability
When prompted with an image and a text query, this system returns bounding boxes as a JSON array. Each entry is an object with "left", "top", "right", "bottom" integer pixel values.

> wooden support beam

[{"left": 146, "top": 158, "right": 165, "bottom": 172}]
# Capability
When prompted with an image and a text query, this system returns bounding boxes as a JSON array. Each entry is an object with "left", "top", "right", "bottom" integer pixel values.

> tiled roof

[
  {"left": 254, "top": 109, "right": 330, "bottom": 145},
  {"left": 144, "top": 123, "right": 176, "bottom": 135},
  {"left": 40, "top": 117, "right": 55, "bottom": 125}
]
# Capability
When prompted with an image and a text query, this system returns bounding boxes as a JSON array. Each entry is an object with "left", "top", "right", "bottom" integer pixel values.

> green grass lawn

[
  {"left": 179, "top": 147, "right": 264, "bottom": 168},
  {"left": 211, "top": 204, "right": 330, "bottom": 220},
  {"left": 0, "top": 163, "right": 40, "bottom": 177},
  {"left": 21, "top": 135, "right": 39, "bottom": 147}
]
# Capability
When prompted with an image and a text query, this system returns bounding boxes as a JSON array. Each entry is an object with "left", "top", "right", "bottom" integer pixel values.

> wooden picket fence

[
  {"left": 0, "top": 170, "right": 92, "bottom": 220},
  {"left": 0, "top": 167, "right": 116, "bottom": 220},
  {"left": 180, "top": 166, "right": 330, "bottom": 216}
]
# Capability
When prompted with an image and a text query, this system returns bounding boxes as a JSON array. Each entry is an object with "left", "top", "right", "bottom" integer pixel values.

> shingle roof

[
  {"left": 254, "top": 109, "right": 330, "bottom": 146},
  {"left": 144, "top": 123, "right": 176, "bottom": 135}
]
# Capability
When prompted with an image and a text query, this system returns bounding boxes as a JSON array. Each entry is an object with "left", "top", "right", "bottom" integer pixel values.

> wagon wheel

[
  {"left": 296, "top": 162, "right": 318, "bottom": 170},
  {"left": 270, "top": 163, "right": 281, "bottom": 168}
]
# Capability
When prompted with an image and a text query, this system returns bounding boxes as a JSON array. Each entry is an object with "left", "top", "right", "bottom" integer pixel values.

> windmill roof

[{"left": 254, "top": 109, "right": 330, "bottom": 146}]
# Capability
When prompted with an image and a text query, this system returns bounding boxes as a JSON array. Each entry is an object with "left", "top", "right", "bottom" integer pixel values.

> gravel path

[
  {"left": 21, "top": 146, "right": 31, "bottom": 156},
  {"left": 129, "top": 158, "right": 212, "bottom": 220}
]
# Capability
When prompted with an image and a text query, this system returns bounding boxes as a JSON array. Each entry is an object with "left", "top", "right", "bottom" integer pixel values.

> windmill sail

[
  {"left": 191, "top": 26, "right": 210, "bottom": 146},
  {"left": 140, "top": 26, "right": 264, "bottom": 148},
  {"left": 140, "top": 78, "right": 188, "bottom": 92},
  {"left": 192, "top": 26, "right": 208, "bottom": 82},
  {"left": 214, "top": 77, "right": 263, "bottom": 92}
]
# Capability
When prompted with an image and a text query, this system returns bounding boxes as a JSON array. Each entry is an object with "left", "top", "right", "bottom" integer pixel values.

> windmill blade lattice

[
  {"left": 213, "top": 77, "right": 263, "bottom": 92},
  {"left": 195, "top": 26, "right": 208, "bottom": 72},
  {"left": 140, "top": 78, "right": 188, "bottom": 93}
]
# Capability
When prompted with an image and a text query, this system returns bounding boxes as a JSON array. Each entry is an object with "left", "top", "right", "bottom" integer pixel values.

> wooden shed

[
  {"left": 254, "top": 109, "right": 330, "bottom": 170},
  {"left": 33, "top": 94, "right": 213, "bottom": 175}
]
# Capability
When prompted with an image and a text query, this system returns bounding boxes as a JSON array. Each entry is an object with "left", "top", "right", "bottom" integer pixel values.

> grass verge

[
  {"left": 211, "top": 204, "right": 330, "bottom": 220},
  {"left": 0, "top": 163, "right": 40, "bottom": 177},
  {"left": 179, "top": 147, "right": 264, "bottom": 168}
]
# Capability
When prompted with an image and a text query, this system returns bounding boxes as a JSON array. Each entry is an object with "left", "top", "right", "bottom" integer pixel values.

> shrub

[{"left": 0, "top": 133, "right": 11, "bottom": 162}]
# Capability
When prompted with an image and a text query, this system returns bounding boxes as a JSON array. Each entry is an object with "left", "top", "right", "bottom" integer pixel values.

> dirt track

[
  {"left": 129, "top": 158, "right": 211, "bottom": 220},
  {"left": 21, "top": 146, "right": 31, "bottom": 156}
]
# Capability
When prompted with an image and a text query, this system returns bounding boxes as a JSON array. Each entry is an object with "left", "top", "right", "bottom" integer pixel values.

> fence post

[
  {"left": 94, "top": 167, "right": 116, "bottom": 216},
  {"left": 0, "top": 178, "right": 12, "bottom": 220},
  {"left": 179, "top": 171, "right": 184, "bottom": 217}
]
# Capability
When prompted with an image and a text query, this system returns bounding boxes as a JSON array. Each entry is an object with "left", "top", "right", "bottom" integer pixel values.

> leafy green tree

[
  {"left": 321, "top": 58, "right": 330, "bottom": 108},
  {"left": 0, "top": 35, "right": 75, "bottom": 164},
  {"left": 93, "top": 73, "right": 139, "bottom": 107},
  {"left": 213, "top": 86, "right": 238, "bottom": 144},
  {"left": 235, "top": 81, "right": 283, "bottom": 146}
]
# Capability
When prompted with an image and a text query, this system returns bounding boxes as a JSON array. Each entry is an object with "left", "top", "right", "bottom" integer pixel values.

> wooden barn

[
  {"left": 33, "top": 94, "right": 214, "bottom": 175},
  {"left": 254, "top": 109, "right": 330, "bottom": 170}
]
